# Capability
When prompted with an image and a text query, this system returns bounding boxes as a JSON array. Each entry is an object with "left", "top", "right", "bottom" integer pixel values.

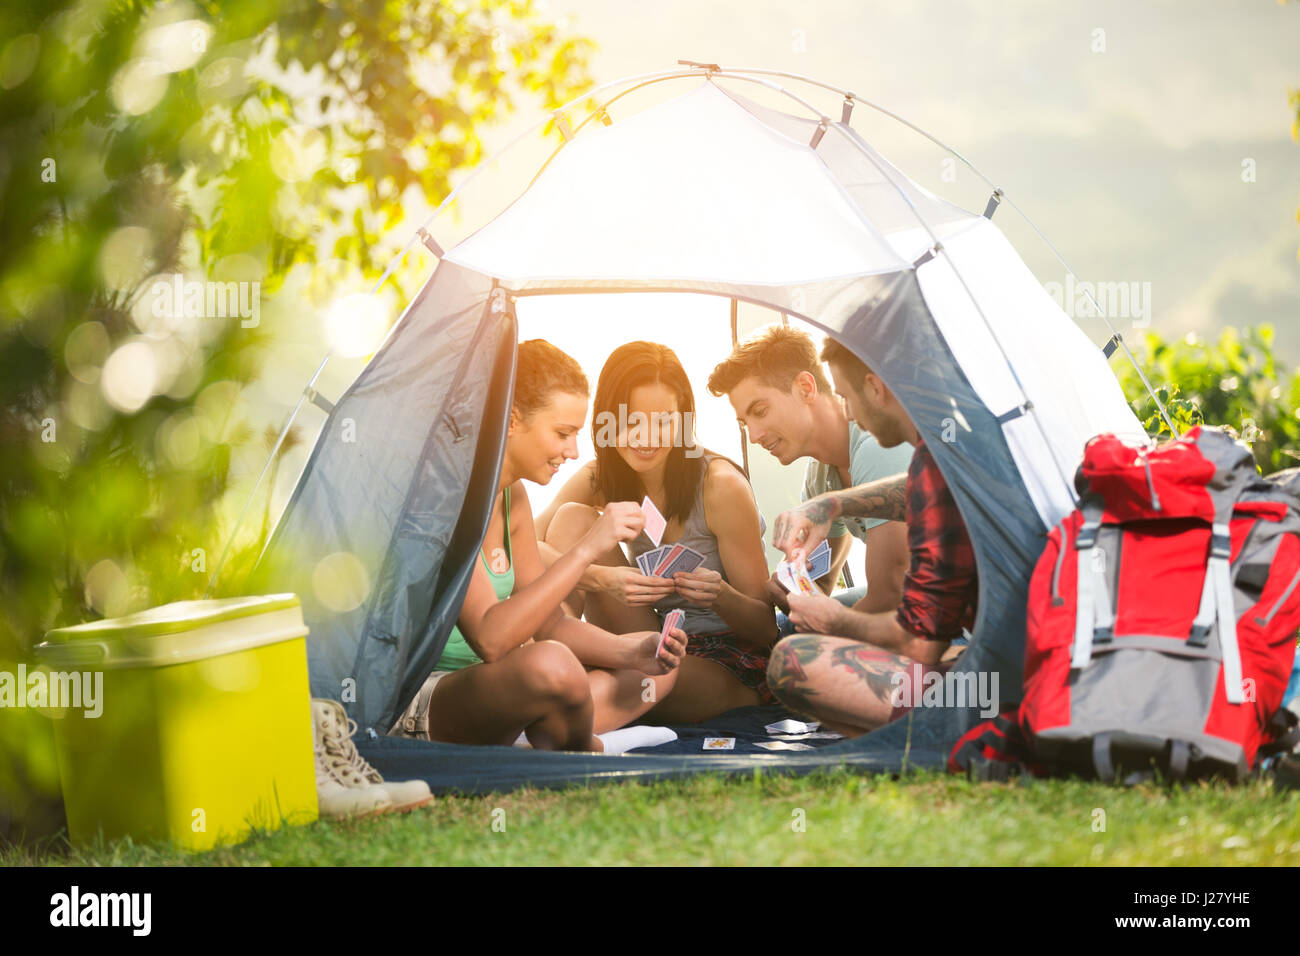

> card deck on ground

[
  {"left": 703, "top": 737, "right": 735, "bottom": 750},
  {"left": 656, "top": 608, "right": 684, "bottom": 659},
  {"left": 640, "top": 495, "right": 666, "bottom": 547}
]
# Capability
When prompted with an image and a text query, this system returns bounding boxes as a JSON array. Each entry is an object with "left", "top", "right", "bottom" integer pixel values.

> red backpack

[{"left": 951, "top": 426, "right": 1300, "bottom": 782}]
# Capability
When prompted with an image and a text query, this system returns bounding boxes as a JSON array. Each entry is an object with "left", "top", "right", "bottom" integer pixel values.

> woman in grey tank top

[{"left": 537, "top": 342, "right": 779, "bottom": 724}]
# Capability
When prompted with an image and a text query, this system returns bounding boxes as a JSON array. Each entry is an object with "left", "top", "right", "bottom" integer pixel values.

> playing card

[
  {"left": 652, "top": 544, "right": 685, "bottom": 577},
  {"left": 764, "top": 719, "right": 820, "bottom": 735},
  {"left": 775, "top": 559, "right": 816, "bottom": 594},
  {"left": 702, "top": 737, "right": 735, "bottom": 750},
  {"left": 636, "top": 546, "right": 666, "bottom": 576},
  {"left": 659, "top": 545, "right": 706, "bottom": 577},
  {"left": 640, "top": 495, "right": 666, "bottom": 547},
  {"left": 790, "top": 559, "right": 817, "bottom": 595},
  {"left": 656, "top": 608, "right": 685, "bottom": 659},
  {"left": 806, "top": 540, "right": 832, "bottom": 581},
  {"left": 754, "top": 740, "right": 815, "bottom": 751}
]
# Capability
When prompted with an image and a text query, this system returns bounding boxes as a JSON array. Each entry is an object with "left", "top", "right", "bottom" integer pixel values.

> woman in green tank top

[{"left": 392, "top": 340, "right": 689, "bottom": 752}]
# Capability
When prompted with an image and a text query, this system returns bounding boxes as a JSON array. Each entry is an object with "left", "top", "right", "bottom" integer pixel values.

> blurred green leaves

[
  {"left": 1115, "top": 325, "right": 1300, "bottom": 474},
  {"left": 0, "top": 0, "right": 592, "bottom": 842}
]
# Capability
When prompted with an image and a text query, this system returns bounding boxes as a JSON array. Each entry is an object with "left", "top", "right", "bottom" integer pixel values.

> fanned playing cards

[
  {"left": 635, "top": 542, "right": 706, "bottom": 577},
  {"left": 775, "top": 539, "right": 832, "bottom": 594}
]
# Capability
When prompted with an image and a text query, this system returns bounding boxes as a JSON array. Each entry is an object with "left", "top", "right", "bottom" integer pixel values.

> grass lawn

[{"left": 6, "top": 769, "right": 1300, "bottom": 866}]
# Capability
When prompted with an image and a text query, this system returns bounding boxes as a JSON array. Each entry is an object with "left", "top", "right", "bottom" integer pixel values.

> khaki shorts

[{"left": 387, "top": 669, "right": 456, "bottom": 740}]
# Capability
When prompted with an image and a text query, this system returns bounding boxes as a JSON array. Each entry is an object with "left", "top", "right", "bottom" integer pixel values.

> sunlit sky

[{"left": 249, "top": 0, "right": 1300, "bottom": 562}]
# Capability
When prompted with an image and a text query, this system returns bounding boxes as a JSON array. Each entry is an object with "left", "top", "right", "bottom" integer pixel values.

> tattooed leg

[
  {"left": 766, "top": 635, "right": 826, "bottom": 718},
  {"left": 767, "top": 634, "right": 924, "bottom": 735}
]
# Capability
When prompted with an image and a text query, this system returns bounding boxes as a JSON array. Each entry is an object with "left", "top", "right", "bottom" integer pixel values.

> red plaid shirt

[{"left": 895, "top": 439, "right": 978, "bottom": 642}]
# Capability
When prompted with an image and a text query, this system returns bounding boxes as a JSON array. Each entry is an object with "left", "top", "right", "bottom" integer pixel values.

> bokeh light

[
  {"left": 324, "top": 292, "right": 390, "bottom": 358},
  {"left": 110, "top": 57, "right": 169, "bottom": 115},
  {"left": 101, "top": 341, "right": 159, "bottom": 413},
  {"left": 84, "top": 559, "right": 130, "bottom": 618},
  {"left": 98, "top": 226, "right": 155, "bottom": 293},
  {"left": 64, "top": 322, "right": 110, "bottom": 385},
  {"left": 312, "top": 551, "right": 370, "bottom": 613},
  {"left": 270, "top": 125, "right": 327, "bottom": 183}
]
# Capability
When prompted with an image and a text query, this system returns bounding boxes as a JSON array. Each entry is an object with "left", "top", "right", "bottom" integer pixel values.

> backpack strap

[
  {"left": 1208, "top": 518, "right": 1246, "bottom": 704},
  {"left": 1071, "top": 501, "right": 1113, "bottom": 669},
  {"left": 1092, "top": 732, "right": 1115, "bottom": 782}
]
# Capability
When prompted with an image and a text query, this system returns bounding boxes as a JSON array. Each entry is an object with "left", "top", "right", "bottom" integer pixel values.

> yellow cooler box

[{"left": 36, "top": 594, "right": 319, "bottom": 850}]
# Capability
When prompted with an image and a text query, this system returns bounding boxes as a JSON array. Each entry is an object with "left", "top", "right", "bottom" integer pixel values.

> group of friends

[{"left": 387, "top": 326, "right": 979, "bottom": 751}]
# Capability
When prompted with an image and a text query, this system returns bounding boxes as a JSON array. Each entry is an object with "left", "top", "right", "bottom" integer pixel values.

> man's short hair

[
  {"left": 707, "top": 324, "right": 832, "bottom": 398},
  {"left": 819, "top": 337, "right": 873, "bottom": 382}
]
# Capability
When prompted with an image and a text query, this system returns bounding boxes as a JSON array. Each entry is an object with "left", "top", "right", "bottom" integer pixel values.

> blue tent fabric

[
  {"left": 625, "top": 705, "right": 845, "bottom": 755},
  {"left": 356, "top": 726, "right": 947, "bottom": 797}
]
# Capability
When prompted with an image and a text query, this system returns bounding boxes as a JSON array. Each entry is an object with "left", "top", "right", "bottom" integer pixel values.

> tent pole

[
  {"left": 203, "top": 350, "right": 333, "bottom": 597},
  {"left": 706, "top": 66, "right": 1175, "bottom": 437},
  {"left": 661, "top": 70, "right": 1085, "bottom": 503},
  {"left": 730, "top": 298, "right": 750, "bottom": 478}
]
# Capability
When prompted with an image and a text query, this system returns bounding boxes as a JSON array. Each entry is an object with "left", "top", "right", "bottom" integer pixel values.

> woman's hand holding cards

[
  {"left": 673, "top": 567, "right": 723, "bottom": 608},
  {"left": 603, "top": 564, "right": 675, "bottom": 607},
  {"left": 584, "top": 501, "right": 645, "bottom": 556},
  {"left": 632, "top": 624, "right": 687, "bottom": 675}
]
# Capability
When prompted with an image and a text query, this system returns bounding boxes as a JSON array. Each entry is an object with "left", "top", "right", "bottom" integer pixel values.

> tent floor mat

[{"left": 356, "top": 705, "right": 947, "bottom": 795}]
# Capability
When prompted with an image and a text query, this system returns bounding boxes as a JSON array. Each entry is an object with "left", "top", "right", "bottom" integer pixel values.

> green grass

[{"left": 6, "top": 769, "right": 1300, "bottom": 866}]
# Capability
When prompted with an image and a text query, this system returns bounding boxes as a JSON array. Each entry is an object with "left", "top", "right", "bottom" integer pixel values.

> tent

[{"left": 253, "top": 66, "right": 1148, "bottom": 791}]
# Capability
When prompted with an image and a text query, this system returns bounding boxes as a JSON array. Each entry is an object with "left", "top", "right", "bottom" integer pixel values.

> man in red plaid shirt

[{"left": 764, "top": 338, "right": 978, "bottom": 735}]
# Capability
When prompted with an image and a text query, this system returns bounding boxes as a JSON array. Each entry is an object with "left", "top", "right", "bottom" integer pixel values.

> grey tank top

[{"left": 625, "top": 452, "right": 766, "bottom": 635}]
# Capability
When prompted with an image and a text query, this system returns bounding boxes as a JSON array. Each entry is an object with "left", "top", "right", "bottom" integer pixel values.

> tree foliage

[
  {"left": 0, "top": 0, "right": 592, "bottom": 841},
  {"left": 1114, "top": 325, "right": 1300, "bottom": 475}
]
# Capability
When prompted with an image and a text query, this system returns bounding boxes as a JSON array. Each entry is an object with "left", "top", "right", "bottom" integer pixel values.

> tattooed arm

[{"left": 771, "top": 472, "right": 908, "bottom": 558}]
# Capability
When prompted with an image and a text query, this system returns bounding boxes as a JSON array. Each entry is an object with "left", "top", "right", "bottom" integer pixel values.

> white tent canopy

[{"left": 448, "top": 79, "right": 1143, "bottom": 531}]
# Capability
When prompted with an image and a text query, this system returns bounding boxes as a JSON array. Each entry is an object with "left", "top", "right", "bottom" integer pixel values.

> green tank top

[{"left": 436, "top": 486, "right": 515, "bottom": 670}]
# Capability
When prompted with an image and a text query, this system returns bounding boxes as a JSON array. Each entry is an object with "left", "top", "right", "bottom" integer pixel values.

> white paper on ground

[{"left": 764, "top": 719, "right": 821, "bottom": 735}]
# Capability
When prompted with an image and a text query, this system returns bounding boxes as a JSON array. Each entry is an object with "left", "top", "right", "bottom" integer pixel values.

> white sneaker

[{"left": 312, "top": 699, "right": 433, "bottom": 811}]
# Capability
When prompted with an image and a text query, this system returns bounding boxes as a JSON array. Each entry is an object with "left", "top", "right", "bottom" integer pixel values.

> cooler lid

[{"left": 37, "top": 594, "right": 306, "bottom": 668}]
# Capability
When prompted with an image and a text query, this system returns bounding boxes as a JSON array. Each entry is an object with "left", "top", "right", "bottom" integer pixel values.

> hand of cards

[
  {"left": 775, "top": 539, "right": 832, "bottom": 595},
  {"left": 636, "top": 495, "right": 706, "bottom": 577},
  {"left": 635, "top": 542, "right": 707, "bottom": 577},
  {"left": 656, "top": 608, "right": 685, "bottom": 660}
]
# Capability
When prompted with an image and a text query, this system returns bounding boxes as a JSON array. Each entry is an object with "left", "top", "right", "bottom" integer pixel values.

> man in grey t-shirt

[{"left": 708, "top": 325, "right": 911, "bottom": 621}]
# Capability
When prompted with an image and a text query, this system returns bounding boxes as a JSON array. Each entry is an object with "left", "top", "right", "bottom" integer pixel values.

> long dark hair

[{"left": 592, "top": 341, "right": 704, "bottom": 524}]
